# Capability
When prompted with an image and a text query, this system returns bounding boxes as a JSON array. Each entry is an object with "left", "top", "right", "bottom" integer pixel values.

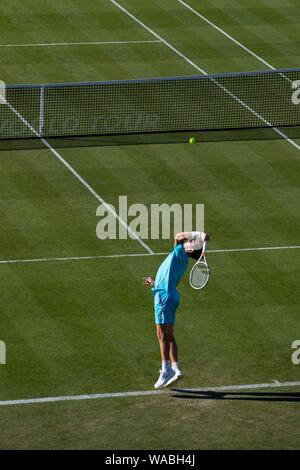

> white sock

[
  {"left": 162, "top": 360, "right": 170, "bottom": 372},
  {"left": 172, "top": 362, "right": 180, "bottom": 372}
]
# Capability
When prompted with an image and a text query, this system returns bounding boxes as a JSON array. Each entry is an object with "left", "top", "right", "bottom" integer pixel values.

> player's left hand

[{"left": 143, "top": 276, "right": 154, "bottom": 286}]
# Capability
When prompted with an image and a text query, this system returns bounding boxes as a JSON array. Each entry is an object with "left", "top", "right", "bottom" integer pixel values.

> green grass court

[{"left": 0, "top": 0, "right": 300, "bottom": 450}]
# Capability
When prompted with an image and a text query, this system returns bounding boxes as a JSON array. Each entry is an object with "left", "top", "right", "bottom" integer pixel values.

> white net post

[
  {"left": 0, "top": 340, "right": 6, "bottom": 365},
  {"left": 0, "top": 80, "right": 6, "bottom": 105}
]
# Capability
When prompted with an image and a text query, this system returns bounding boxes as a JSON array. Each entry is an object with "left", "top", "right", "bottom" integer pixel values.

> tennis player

[{"left": 144, "top": 231, "right": 209, "bottom": 389}]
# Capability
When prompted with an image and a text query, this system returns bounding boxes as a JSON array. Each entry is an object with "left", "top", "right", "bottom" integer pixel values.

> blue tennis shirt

[{"left": 152, "top": 243, "right": 189, "bottom": 302}]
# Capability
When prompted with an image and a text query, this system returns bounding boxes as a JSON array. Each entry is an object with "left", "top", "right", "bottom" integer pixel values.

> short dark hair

[{"left": 188, "top": 249, "right": 202, "bottom": 260}]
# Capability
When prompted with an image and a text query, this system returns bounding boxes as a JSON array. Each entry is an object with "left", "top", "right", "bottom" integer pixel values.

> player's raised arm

[
  {"left": 174, "top": 231, "right": 208, "bottom": 246},
  {"left": 174, "top": 232, "right": 192, "bottom": 245}
]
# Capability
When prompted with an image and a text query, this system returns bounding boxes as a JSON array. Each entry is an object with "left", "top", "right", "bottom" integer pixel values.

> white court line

[
  {"left": 0, "top": 245, "right": 299, "bottom": 266},
  {"left": 4, "top": 101, "right": 153, "bottom": 255},
  {"left": 0, "top": 380, "right": 299, "bottom": 407},
  {"left": 109, "top": 0, "right": 300, "bottom": 152},
  {"left": 41, "top": 138, "right": 153, "bottom": 255},
  {"left": 109, "top": 0, "right": 206, "bottom": 74},
  {"left": 207, "top": 245, "right": 300, "bottom": 253},
  {"left": 177, "top": 0, "right": 277, "bottom": 71},
  {"left": 0, "top": 40, "right": 161, "bottom": 47},
  {"left": 178, "top": 0, "right": 300, "bottom": 151},
  {"left": 177, "top": 0, "right": 294, "bottom": 88},
  {"left": 0, "top": 252, "right": 162, "bottom": 265}
]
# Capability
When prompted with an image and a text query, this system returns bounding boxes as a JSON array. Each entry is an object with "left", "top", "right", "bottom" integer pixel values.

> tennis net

[{"left": 0, "top": 67, "right": 300, "bottom": 140}]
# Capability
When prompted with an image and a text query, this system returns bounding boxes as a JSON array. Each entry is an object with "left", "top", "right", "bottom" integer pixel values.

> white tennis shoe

[
  {"left": 165, "top": 368, "right": 184, "bottom": 387},
  {"left": 154, "top": 369, "right": 175, "bottom": 389}
]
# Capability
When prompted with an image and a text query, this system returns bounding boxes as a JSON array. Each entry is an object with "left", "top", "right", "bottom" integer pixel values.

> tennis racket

[{"left": 189, "top": 241, "right": 210, "bottom": 290}]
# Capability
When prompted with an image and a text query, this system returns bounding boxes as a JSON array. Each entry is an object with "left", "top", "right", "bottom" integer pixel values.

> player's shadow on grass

[{"left": 171, "top": 390, "right": 300, "bottom": 403}]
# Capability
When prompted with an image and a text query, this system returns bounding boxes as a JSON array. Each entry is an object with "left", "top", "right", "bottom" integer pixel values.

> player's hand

[{"left": 143, "top": 276, "right": 154, "bottom": 286}]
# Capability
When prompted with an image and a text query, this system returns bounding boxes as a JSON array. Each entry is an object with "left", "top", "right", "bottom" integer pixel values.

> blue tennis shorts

[{"left": 154, "top": 292, "right": 179, "bottom": 325}]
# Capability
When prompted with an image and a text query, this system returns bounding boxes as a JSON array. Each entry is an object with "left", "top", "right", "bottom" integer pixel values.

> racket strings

[{"left": 190, "top": 262, "right": 209, "bottom": 289}]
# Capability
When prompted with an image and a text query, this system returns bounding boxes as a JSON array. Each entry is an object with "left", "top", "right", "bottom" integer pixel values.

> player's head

[
  {"left": 183, "top": 238, "right": 201, "bottom": 253},
  {"left": 183, "top": 240, "right": 202, "bottom": 259},
  {"left": 187, "top": 249, "right": 202, "bottom": 260},
  {"left": 183, "top": 233, "right": 209, "bottom": 259}
]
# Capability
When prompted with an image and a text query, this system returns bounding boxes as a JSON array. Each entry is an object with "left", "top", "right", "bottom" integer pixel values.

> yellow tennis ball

[{"left": 189, "top": 137, "right": 196, "bottom": 144}]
